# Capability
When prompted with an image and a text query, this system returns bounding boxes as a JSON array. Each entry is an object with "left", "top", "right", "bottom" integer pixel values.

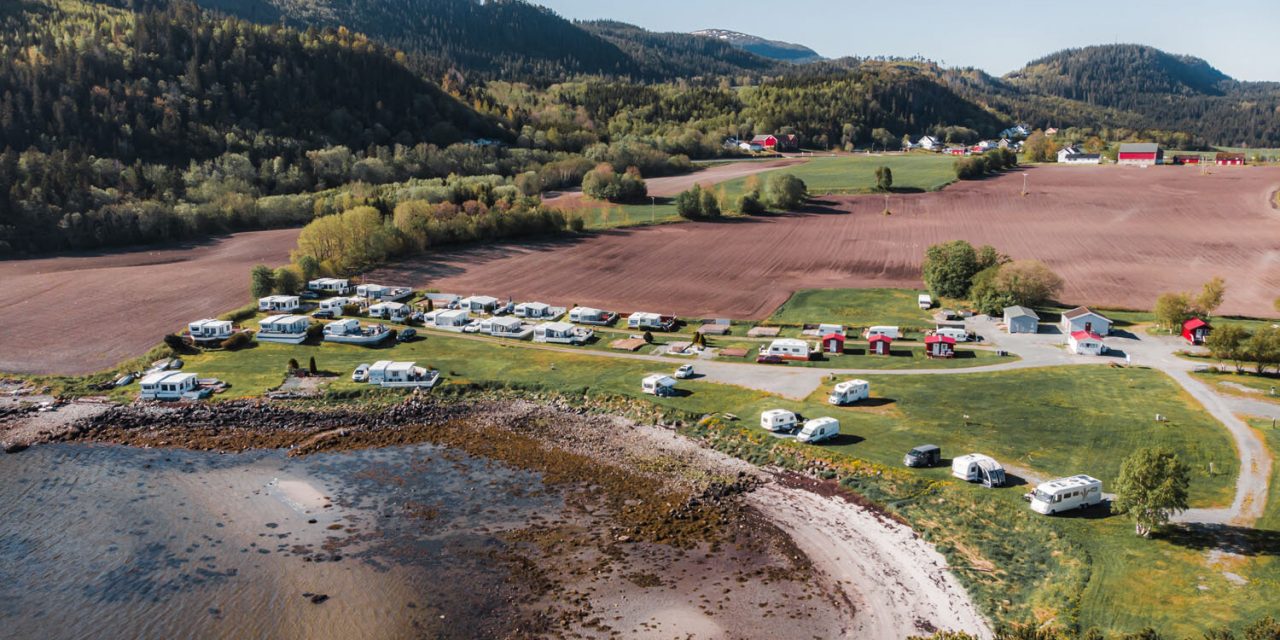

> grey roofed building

[{"left": 1003, "top": 306, "right": 1040, "bottom": 334}]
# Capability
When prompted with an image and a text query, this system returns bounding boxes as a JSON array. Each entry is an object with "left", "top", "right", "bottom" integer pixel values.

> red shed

[
  {"left": 1182, "top": 318, "right": 1211, "bottom": 345},
  {"left": 868, "top": 334, "right": 892, "bottom": 356},
  {"left": 925, "top": 334, "right": 956, "bottom": 358},
  {"left": 1215, "top": 152, "right": 1246, "bottom": 166},
  {"left": 821, "top": 332, "right": 846, "bottom": 355},
  {"left": 750, "top": 134, "right": 778, "bottom": 150},
  {"left": 1118, "top": 142, "right": 1163, "bottom": 166}
]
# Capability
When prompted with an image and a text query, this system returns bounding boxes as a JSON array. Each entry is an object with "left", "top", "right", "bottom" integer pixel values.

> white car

[
  {"left": 675, "top": 364, "right": 695, "bottom": 379},
  {"left": 352, "top": 363, "right": 370, "bottom": 383}
]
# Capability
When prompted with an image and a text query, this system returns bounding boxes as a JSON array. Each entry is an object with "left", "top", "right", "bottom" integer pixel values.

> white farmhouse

[{"left": 1060, "top": 307, "right": 1112, "bottom": 336}]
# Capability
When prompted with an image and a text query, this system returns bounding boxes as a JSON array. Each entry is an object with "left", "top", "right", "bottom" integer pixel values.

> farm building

[
  {"left": 459, "top": 295, "right": 500, "bottom": 314},
  {"left": 1170, "top": 154, "right": 1203, "bottom": 166},
  {"left": 1057, "top": 145, "right": 1101, "bottom": 164},
  {"left": 257, "top": 314, "right": 310, "bottom": 344},
  {"left": 1003, "top": 306, "right": 1040, "bottom": 334},
  {"left": 308, "top": 278, "right": 350, "bottom": 294},
  {"left": 187, "top": 318, "right": 234, "bottom": 344},
  {"left": 1060, "top": 307, "right": 1111, "bottom": 336},
  {"left": 1117, "top": 143, "right": 1163, "bottom": 166},
  {"left": 1068, "top": 330, "right": 1106, "bottom": 356},
  {"left": 139, "top": 371, "right": 200, "bottom": 401},
  {"left": 868, "top": 334, "right": 892, "bottom": 356},
  {"left": 821, "top": 332, "right": 846, "bottom": 355},
  {"left": 761, "top": 338, "right": 813, "bottom": 361},
  {"left": 916, "top": 136, "right": 943, "bottom": 150},
  {"left": 750, "top": 134, "right": 778, "bottom": 150},
  {"left": 1182, "top": 318, "right": 1211, "bottom": 345},
  {"left": 258, "top": 295, "right": 300, "bottom": 312},
  {"left": 925, "top": 334, "right": 956, "bottom": 358},
  {"left": 1215, "top": 152, "right": 1246, "bottom": 166}
]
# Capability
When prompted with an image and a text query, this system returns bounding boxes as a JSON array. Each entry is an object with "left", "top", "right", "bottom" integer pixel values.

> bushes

[
  {"left": 674, "top": 184, "right": 721, "bottom": 219},
  {"left": 341, "top": 303, "right": 363, "bottom": 317},
  {"left": 874, "top": 165, "right": 893, "bottom": 191},
  {"left": 954, "top": 149, "right": 1018, "bottom": 180},
  {"left": 250, "top": 264, "right": 276, "bottom": 298},
  {"left": 220, "top": 332, "right": 253, "bottom": 351},
  {"left": 163, "top": 334, "right": 188, "bottom": 352},
  {"left": 581, "top": 164, "right": 647, "bottom": 203},
  {"left": 220, "top": 303, "right": 258, "bottom": 323},
  {"left": 738, "top": 191, "right": 767, "bottom": 215},
  {"left": 763, "top": 173, "right": 808, "bottom": 210}
]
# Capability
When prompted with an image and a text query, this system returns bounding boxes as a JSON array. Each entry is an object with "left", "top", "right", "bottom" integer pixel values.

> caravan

[
  {"left": 864, "top": 326, "right": 901, "bottom": 340},
  {"left": 828, "top": 379, "right": 870, "bottom": 405},
  {"left": 641, "top": 374, "right": 678, "bottom": 397},
  {"left": 951, "top": 453, "right": 1006, "bottom": 487},
  {"left": 796, "top": 417, "right": 839, "bottom": 444},
  {"left": 934, "top": 327, "right": 969, "bottom": 342},
  {"left": 759, "top": 409, "right": 798, "bottom": 433},
  {"left": 918, "top": 294, "right": 933, "bottom": 310},
  {"left": 1028, "top": 475, "right": 1103, "bottom": 515}
]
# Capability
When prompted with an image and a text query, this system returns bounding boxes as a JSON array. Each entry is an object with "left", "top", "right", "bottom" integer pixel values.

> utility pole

[
  {"left": 1022, "top": 172, "right": 1029, "bottom": 197},
  {"left": 651, "top": 196, "right": 656, "bottom": 223}
]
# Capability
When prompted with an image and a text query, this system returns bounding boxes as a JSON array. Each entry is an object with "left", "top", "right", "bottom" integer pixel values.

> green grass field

[
  {"left": 1192, "top": 369, "right": 1280, "bottom": 404},
  {"left": 766, "top": 288, "right": 945, "bottom": 331},
  {"left": 722, "top": 154, "right": 959, "bottom": 195}
]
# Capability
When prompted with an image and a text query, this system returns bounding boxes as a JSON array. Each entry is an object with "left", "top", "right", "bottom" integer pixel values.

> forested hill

[
  {"left": 690, "top": 29, "right": 824, "bottom": 64},
  {"left": 1006, "top": 44, "right": 1234, "bottom": 105},
  {"left": 580, "top": 21, "right": 783, "bottom": 79},
  {"left": 0, "top": 0, "right": 498, "bottom": 164}
]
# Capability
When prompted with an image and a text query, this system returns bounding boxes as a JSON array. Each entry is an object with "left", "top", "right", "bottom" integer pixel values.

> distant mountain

[
  {"left": 581, "top": 21, "right": 782, "bottom": 79},
  {"left": 1004, "top": 44, "right": 1233, "bottom": 106},
  {"left": 691, "top": 29, "right": 823, "bottom": 63}
]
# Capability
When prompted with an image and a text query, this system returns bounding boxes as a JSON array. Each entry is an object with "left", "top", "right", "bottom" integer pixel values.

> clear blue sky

[{"left": 532, "top": 0, "right": 1280, "bottom": 81}]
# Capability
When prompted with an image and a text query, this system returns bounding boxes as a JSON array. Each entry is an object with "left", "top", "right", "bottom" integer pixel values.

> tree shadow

[{"left": 1161, "top": 523, "right": 1280, "bottom": 557}]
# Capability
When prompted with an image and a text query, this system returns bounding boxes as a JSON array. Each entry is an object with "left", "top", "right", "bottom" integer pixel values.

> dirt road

[
  {"left": 0, "top": 229, "right": 299, "bottom": 375},
  {"left": 403, "top": 166, "right": 1280, "bottom": 319}
]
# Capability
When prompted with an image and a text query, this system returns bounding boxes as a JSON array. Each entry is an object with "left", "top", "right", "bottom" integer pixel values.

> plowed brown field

[
  {"left": 0, "top": 229, "right": 298, "bottom": 374},
  {"left": 378, "top": 165, "right": 1280, "bottom": 320}
]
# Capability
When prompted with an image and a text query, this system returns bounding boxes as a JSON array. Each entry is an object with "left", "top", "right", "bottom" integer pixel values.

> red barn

[
  {"left": 750, "top": 134, "right": 778, "bottom": 150},
  {"left": 1118, "top": 143, "right": 1163, "bottom": 166},
  {"left": 821, "top": 332, "right": 845, "bottom": 355},
  {"left": 1171, "top": 154, "right": 1201, "bottom": 165},
  {"left": 1215, "top": 152, "right": 1246, "bottom": 166},
  {"left": 776, "top": 134, "right": 800, "bottom": 152},
  {"left": 925, "top": 334, "right": 956, "bottom": 358},
  {"left": 868, "top": 334, "right": 892, "bottom": 356},
  {"left": 1182, "top": 318, "right": 1211, "bottom": 345}
]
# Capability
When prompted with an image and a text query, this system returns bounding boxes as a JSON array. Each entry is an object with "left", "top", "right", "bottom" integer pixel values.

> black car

[
  {"left": 397, "top": 328, "right": 417, "bottom": 342},
  {"left": 300, "top": 290, "right": 320, "bottom": 300},
  {"left": 313, "top": 309, "right": 334, "bottom": 319}
]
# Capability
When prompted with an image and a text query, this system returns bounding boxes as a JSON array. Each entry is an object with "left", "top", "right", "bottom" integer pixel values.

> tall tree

[
  {"left": 249, "top": 264, "right": 276, "bottom": 298},
  {"left": 1112, "top": 448, "right": 1190, "bottom": 538}
]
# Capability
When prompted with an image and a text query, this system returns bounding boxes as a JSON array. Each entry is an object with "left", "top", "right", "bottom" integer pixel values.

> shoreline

[{"left": 2, "top": 393, "right": 992, "bottom": 638}]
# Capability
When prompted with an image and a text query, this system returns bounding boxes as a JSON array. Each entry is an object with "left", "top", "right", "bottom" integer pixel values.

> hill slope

[{"left": 691, "top": 29, "right": 823, "bottom": 63}]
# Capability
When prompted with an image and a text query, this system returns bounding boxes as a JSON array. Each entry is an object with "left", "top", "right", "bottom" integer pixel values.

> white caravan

[
  {"left": 918, "top": 294, "right": 933, "bottom": 310},
  {"left": 951, "top": 453, "right": 1007, "bottom": 487},
  {"left": 934, "top": 327, "right": 970, "bottom": 342},
  {"left": 864, "top": 326, "right": 901, "bottom": 340},
  {"left": 641, "top": 374, "right": 677, "bottom": 397},
  {"left": 138, "top": 371, "right": 200, "bottom": 401},
  {"left": 828, "top": 379, "right": 870, "bottom": 405},
  {"left": 796, "top": 417, "right": 839, "bottom": 444},
  {"left": 760, "top": 409, "right": 798, "bottom": 432},
  {"left": 1029, "top": 475, "right": 1103, "bottom": 515}
]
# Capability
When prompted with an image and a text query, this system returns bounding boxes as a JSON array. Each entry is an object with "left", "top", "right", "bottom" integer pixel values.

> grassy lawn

[
  {"left": 766, "top": 288, "right": 954, "bottom": 333},
  {"left": 711, "top": 344, "right": 1008, "bottom": 369},
  {"left": 1192, "top": 369, "right": 1280, "bottom": 404},
  {"left": 720, "top": 154, "right": 959, "bottom": 195}
]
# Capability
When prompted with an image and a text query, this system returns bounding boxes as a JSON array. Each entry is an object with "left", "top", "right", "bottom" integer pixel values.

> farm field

[
  {"left": 0, "top": 229, "right": 299, "bottom": 375},
  {"left": 389, "top": 165, "right": 1280, "bottom": 320},
  {"left": 719, "top": 153, "right": 959, "bottom": 195},
  {"left": 766, "top": 287, "right": 943, "bottom": 329}
]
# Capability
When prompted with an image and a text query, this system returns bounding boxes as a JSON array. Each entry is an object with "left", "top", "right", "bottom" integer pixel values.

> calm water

[{"left": 0, "top": 443, "right": 562, "bottom": 639}]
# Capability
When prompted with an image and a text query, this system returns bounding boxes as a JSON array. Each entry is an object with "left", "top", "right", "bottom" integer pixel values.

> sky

[{"left": 531, "top": 0, "right": 1280, "bottom": 81}]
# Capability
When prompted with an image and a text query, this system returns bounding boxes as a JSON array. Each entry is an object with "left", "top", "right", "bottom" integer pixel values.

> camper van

[
  {"left": 903, "top": 444, "right": 942, "bottom": 468},
  {"left": 1028, "top": 475, "right": 1103, "bottom": 515},
  {"left": 641, "top": 374, "right": 677, "bottom": 397},
  {"left": 796, "top": 417, "right": 839, "bottom": 444},
  {"left": 759, "top": 409, "right": 798, "bottom": 433},
  {"left": 828, "top": 379, "right": 870, "bottom": 405},
  {"left": 951, "top": 453, "right": 1006, "bottom": 487},
  {"left": 934, "top": 327, "right": 970, "bottom": 342},
  {"left": 864, "top": 326, "right": 901, "bottom": 340},
  {"left": 918, "top": 294, "right": 933, "bottom": 310}
]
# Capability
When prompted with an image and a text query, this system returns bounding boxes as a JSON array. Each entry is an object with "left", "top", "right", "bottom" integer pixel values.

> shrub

[
  {"left": 674, "top": 184, "right": 721, "bottom": 219},
  {"left": 874, "top": 166, "right": 893, "bottom": 191},
  {"left": 569, "top": 215, "right": 586, "bottom": 232},
  {"left": 308, "top": 356, "right": 317, "bottom": 374},
  {"left": 764, "top": 173, "right": 807, "bottom": 210},
  {"left": 163, "top": 333, "right": 188, "bottom": 352},
  {"left": 738, "top": 191, "right": 767, "bottom": 215},
  {"left": 341, "top": 303, "right": 362, "bottom": 317},
  {"left": 250, "top": 264, "right": 275, "bottom": 298},
  {"left": 219, "top": 303, "right": 258, "bottom": 323},
  {"left": 582, "top": 163, "right": 647, "bottom": 203},
  {"left": 287, "top": 358, "right": 300, "bottom": 371},
  {"left": 220, "top": 332, "right": 252, "bottom": 351},
  {"left": 305, "top": 322, "right": 325, "bottom": 343}
]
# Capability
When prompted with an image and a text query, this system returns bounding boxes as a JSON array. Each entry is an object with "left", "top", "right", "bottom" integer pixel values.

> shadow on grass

[
  {"left": 853, "top": 397, "right": 896, "bottom": 408},
  {"left": 1045, "top": 501, "right": 1115, "bottom": 520},
  {"left": 822, "top": 433, "right": 865, "bottom": 446},
  {"left": 1162, "top": 523, "right": 1280, "bottom": 556}
]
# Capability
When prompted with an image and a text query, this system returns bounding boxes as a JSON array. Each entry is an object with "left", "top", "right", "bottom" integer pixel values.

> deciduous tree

[
  {"left": 250, "top": 264, "right": 275, "bottom": 298},
  {"left": 1112, "top": 448, "right": 1190, "bottom": 538}
]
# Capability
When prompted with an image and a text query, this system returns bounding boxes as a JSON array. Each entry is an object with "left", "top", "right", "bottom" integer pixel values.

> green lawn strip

[
  {"left": 765, "top": 288, "right": 956, "bottom": 336},
  {"left": 716, "top": 154, "right": 959, "bottom": 196},
  {"left": 711, "top": 347, "right": 1009, "bottom": 370},
  {"left": 1191, "top": 369, "right": 1280, "bottom": 405}
]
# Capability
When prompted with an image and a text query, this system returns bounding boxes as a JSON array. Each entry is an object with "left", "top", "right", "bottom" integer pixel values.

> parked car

[
  {"left": 755, "top": 354, "right": 785, "bottom": 365},
  {"left": 352, "top": 363, "right": 370, "bottom": 382},
  {"left": 674, "top": 364, "right": 695, "bottom": 379},
  {"left": 313, "top": 309, "right": 335, "bottom": 319},
  {"left": 301, "top": 291, "right": 320, "bottom": 300},
  {"left": 397, "top": 328, "right": 417, "bottom": 342},
  {"left": 903, "top": 444, "right": 942, "bottom": 468}
]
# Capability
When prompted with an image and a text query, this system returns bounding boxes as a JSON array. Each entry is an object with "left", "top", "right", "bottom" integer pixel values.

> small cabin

[
  {"left": 821, "top": 332, "right": 846, "bottom": 355},
  {"left": 1068, "top": 330, "right": 1106, "bottom": 356},
  {"left": 1003, "top": 306, "right": 1040, "bottom": 334},
  {"left": 1182, "top": 318, "right": 1210, "bottom": 345},
  {"left": 1060, "top": 307, "right": 1111, "bottom": 336},
  {"left": 925, "top": 334, "right": 956, "bottom": 358},
  {"left": 868, "top": 334, "right": 892, "bottom": 356}
]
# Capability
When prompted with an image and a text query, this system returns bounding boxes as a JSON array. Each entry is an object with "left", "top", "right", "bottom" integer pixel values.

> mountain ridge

[{"left": 691, "top": 28, "right": 824, "bottom": 63}]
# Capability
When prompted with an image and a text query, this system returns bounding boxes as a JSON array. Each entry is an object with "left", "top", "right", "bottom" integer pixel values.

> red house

[
  {"left": 777, "top": 134, "right": 800, "bottom": 152},
  {"left": 750, "top": 134, "right": 778, "bottom": 150},
  {"left": 1118, "top": 143, "right": 1163, "bottom": 166},
  {"left": 1215, "top": 152, "right": 1246, "bottom": 166},
  {"left": 821, "top": 332, "right": 845, "bottom": 355},
  {"left": 868, "top": 334, "right": 892, "bottom": 356},
  {"left": 1170, "top": 154, "right": 1201, "bottom": 165},
  {"left": 925, "top": 334, "right": 956, "bottom": 358},
  {"left": 1182, "top": 318, "right": 1211, "bottom": 345}
]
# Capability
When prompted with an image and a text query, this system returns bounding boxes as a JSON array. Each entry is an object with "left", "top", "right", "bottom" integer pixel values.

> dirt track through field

[
  {"left": 384, "top": 166, "right": 1280, "bottom": 319},
  {"left": 0, "top": 229, "right": 298, "bottom": 375}
]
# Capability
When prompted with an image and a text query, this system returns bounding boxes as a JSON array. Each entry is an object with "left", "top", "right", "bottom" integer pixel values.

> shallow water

[{"left": 0, "top": 443, "right": 561, "bottom": 639}]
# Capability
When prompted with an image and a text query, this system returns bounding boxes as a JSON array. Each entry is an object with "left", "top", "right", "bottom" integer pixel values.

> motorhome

[
  {"left": 918, "top": 294, "right": 933, "bottom": 310},
  {"left": 532, "top": 322, "right": 592, "bottom": 345},
  {"left": 568, "top": 307, "right": 618, "bottom": 326},
  {"left": 828, "top": 379, "right": 870, "bottom": 405},
  {"left": 641, "top": 374, "right": 677, "bottom": 397},
  {"left": 864, "top": 326, "right": 901, "bottom": 340},
  {"left": 627, "top": 312, "right": 676, "bottom": 331},
  {"left": 1028, "top": 475, "right": 1104, "bottom": 515},
  {"left": 951, "top": 454, "right": 1006, "bottom": 487},
  {"left": 322, "top": 319, "right": 392, "bottom": 345},
  {"left": 903, "top": 444, "right": 942, "bottom": 468},
  {"left": 366, "top": 360, "right": 439, "bottom": 389},
  {"left": 760, "top": 338, "right": 813, "bottom": 361},
  {"left": 186, "top": 319, "right": 234, "bottom": 344},
  {"left": 258, "top": 295, "right": 301, "bottom": 313},
  {"left": 760, "top": 409, "right": 798, "bottom": 432},
  {"left": 138, "top": 371, "right": 203, "bottom": 401},
  {"left": 796, "top": 417, "right": 839, "bottom": 444},
  {"left": 257, "top": 314, "right": 311, "bottom": 344}
]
